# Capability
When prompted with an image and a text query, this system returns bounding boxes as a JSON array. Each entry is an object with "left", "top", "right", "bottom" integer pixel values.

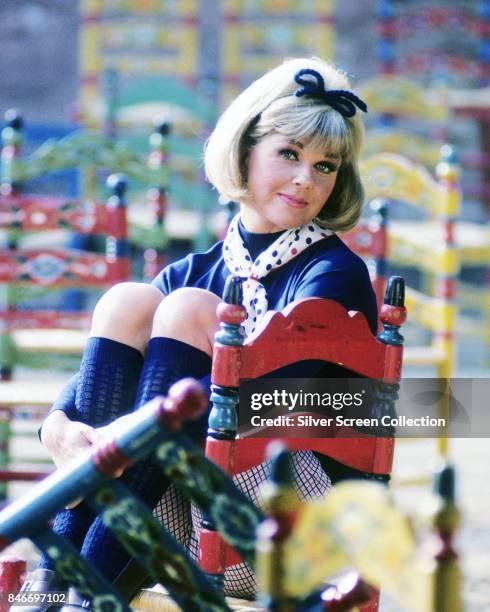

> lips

[{"left": 278, "top": 193, "right": 308, "bottom": 208}]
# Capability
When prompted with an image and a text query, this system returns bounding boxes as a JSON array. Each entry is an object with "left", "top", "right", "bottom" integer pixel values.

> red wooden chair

[{"left": 200, "top": 274, "right": 406, "bottom": 610}]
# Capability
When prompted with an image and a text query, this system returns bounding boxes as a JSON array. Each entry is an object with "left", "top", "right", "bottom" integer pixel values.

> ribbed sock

[
  {"left": 75, "top": 337, "right": 144, "bottom": 426},
  {"left": 80, "top": 338, "right": 212, "bottom": 582},
  {"left": 40, "top": 338, "right": 144, "bottom": 572},
  {"left": 134, "top": 337, "right": 211, "bottom": 408}
]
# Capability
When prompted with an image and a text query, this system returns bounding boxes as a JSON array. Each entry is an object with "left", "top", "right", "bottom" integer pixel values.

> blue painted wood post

[
  {"left": 199, "top": 275, "right": 247, "bottom": 588},
  {"left": 0, "top": 382, "right": 229, "bottom": 611}
]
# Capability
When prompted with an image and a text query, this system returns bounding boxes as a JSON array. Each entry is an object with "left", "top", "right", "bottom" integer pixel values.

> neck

[{"left": 239, "top": 205, "right": 285, "bottom": 234}]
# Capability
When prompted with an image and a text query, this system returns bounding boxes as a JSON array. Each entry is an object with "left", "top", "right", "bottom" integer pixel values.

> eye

[
  {"left": 315, "top": 161, "right": 339, "bottom": 175},
  {"left": 278, "top": 147, "right": 299, "bottom": 161}
]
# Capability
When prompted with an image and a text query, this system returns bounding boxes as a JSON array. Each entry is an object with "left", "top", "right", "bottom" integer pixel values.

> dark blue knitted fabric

[
  {"left": 39, "top": 338, "right": 143, "bottom": 574},
  {"left": 74, "top": 338, "right": 211, "bottom": 582},
  {"left": 75, "top": 337, "right": 144, "bottom": 426}
]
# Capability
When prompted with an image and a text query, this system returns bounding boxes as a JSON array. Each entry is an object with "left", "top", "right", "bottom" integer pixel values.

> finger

[
  {"left": 65, "top": 497, "right": 83, "bottom": 510},
  {"left": 80, "top": 425, "right": 103, "bottom": 446}
]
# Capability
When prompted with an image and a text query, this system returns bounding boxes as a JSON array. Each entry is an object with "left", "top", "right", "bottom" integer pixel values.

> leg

[
  {"left": 79, "top": 288, "right": 220, "bottom": 582},
  {"left": 40, "top": 284, "right": 163, "bottom": 574},
  {"left": 74, "top": 282, "right": 163, "bottom": 426},
  {"left": 149, "top": 287, "right": 220, "bottom": 354},
  {"left": 89, "top": 281, "right": 165, "bottom": 353},
  {"left": 134, "top": 288, "right": 220, "bottom": 411}
]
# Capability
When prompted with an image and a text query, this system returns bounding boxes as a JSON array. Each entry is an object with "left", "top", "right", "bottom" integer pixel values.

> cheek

[
  {"left": 315, "top": 178, "right": 336, "bottom": 205},
  {"left": 255, "top": 167, "right": 287, "bottom": 194}
]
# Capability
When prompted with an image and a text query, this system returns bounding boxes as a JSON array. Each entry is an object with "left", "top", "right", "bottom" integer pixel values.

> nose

[{"left": 293, "top": 164, "right": 312, "bottom": 188}]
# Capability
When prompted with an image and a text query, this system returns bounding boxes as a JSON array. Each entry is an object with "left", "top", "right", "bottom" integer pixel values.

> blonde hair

[{"left": 204, "top": 57, "right": 365, "bottom": 232}]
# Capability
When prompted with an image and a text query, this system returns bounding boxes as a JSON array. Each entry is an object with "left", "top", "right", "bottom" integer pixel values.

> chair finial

[
  {"left": 384, "top": 275, "right": 405, "bottom": 307},
  {"left": 266, "top": 442, "right": 294, "bottom": 489},
  {"left": 4, "top": 109, "right": 23, "bottom": 130},
  {"left": 434, "top": 461, "right": 455, "bottom": 505},
  {"left": 106, "top": 173, "right": 127, "bottom": 198},
  {"left": 153, "top": 118, "right": 171, "bottom": 136},
  {"left": 223, "top": 275, "right": 243, "bottom": 305}
]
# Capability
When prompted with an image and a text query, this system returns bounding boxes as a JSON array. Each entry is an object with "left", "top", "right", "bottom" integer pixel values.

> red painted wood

[
  {"left": 379, "top": 305, "right": 407, "bottom": 328},
  {"left": 383, "top": 345, "right": 404, "bottom": 383},
  {"left": 0, "top": 195, "right": 126, "bottom": 237},
  {"left": 216, "top": 302, "right": 247, "bottom": 326},
  {"left": 0, "top": 249, "right": 128, "bottom": 286},
  {"left": 198, "top": 530, "right": 227, "bottom": 573},
  {"left": 322, "top": 576, "right": 377, "bottom": 611},
  {"left": 106, "top": 207, "right": 128, "bottom": 241},
  {"left": 436, "top": 277, "right": 456, "bottom": 300},
  {"left": 92, "top": 441, "right": 132, "bottom": 478},
  {"left": 0, "top": 558, "right": 26, "bottom": 610},
  {"left": 0, "top": 310, "right": 91, "bottom": 330},
  {"left": 0, "top": 470, "right": 50, "bottom": 482},
  {"left": 204, "top": 439, "right": 235, "bottom": 473},
  {"left": 108, "top": 258, "right": 131, "bottom": 283},
  {"left": 224, "top": 545, "right": 243, "bottom": 568},
  {"left": 211, "top": 345, "right": 242, "bottom": 388},
  {"left": 234, "top": 436, "right": 393, "bottom": 475},
  {"left": 359, "top": 589, "right": 380, "bottom": 612},
  {"left": 239, "top": 300, "right": 388, "bottom": 380},
  {"left": 342, "top": 223, "right": 386, "bottom": 259},
  {"left": 208, "top": 297, "right": 403, "bottom": 577},
  {"left": 156, "top": 380, "right": 209, "bottom": 431}
]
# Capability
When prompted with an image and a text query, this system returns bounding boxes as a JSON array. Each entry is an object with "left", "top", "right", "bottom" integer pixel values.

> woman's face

[{"left": 240, "top": 131, "right": 341, "bottom": 233}]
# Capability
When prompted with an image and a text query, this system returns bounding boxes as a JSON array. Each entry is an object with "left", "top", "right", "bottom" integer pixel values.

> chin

[{"left": 273, "top": 213, "right": 313, "bottom": 230}]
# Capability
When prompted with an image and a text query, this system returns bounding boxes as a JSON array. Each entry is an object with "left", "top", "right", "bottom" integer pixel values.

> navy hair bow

[{"left": 293, "top": 68, "right": 368, "bottom": 118}]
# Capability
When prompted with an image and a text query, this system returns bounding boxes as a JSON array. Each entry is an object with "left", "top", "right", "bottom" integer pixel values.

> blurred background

[{"left": 0, "top": 1, "right": 489, "bottom": 610}]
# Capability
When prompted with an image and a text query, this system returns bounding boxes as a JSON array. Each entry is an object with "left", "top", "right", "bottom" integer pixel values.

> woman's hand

[
  {"left": 96, "top": 412, "right": 136, "bottom": 440},
  {"left": 41, "top": 410, "right": 103, "bottom": 469},
  {"left": 41, "top": 411, "right": 128, "bottom": 509}
]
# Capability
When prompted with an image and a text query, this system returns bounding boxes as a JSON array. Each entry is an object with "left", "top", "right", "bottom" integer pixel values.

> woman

[{"left": 28, "top": 56, "right": 376, "bottom": 605}]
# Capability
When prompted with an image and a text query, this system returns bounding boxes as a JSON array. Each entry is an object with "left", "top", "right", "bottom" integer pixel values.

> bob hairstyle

[{"left": 204, "top": 57, "right": 365, "bottom": 232}]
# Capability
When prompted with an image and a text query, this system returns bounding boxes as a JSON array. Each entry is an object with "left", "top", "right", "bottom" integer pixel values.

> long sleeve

[
  {"left": 49, "top": 373, "right": 79, "bottom": 419},
  {"left": 38, "top": 373, "right": 79, "bottom": 441}
]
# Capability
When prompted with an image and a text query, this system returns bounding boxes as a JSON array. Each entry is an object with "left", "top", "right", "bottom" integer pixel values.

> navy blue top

[{"left": 152, "top": 224, "right": 378, "bottom": 334}]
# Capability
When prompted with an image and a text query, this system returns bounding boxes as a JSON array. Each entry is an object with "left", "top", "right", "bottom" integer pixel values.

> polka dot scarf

[{"left": 223, "top": 214, "right": 333, "bottom": 336}]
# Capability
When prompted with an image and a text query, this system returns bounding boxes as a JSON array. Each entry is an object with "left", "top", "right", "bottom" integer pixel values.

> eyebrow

[{"left": 287, "top": 140, "right": 341, "bottom": 160}]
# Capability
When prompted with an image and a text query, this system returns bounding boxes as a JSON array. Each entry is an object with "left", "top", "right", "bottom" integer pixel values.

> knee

[
  {"left": 91, "top": 282, "right": 164, "bottom": 349},
  {"left": 151, "top": 288, "right": 220, "bottom": 352}
]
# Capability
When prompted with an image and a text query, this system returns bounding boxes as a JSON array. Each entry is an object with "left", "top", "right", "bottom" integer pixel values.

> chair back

[
  {"left": 359, "top": 150, "right": 460, "bottom": 379},
  {"left": 207, "top": 275, "right": 406, "bottom": 478},
  {"left": 0, "top": 174, "right": 130, "bottom": 332}
]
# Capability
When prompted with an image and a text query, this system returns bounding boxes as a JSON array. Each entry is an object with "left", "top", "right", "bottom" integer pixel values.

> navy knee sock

[
  {"left": 40, "top": 338, "right": 144, "bottom": 572},
  {"left": 134, "top": 337, "right": 211, "bottom": 408},
  {"left": 75, "top": 337, "right": 144, "bottom": 426},
  {"left": 79, "top": 338, "right": 212, "bottom": 583}
]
